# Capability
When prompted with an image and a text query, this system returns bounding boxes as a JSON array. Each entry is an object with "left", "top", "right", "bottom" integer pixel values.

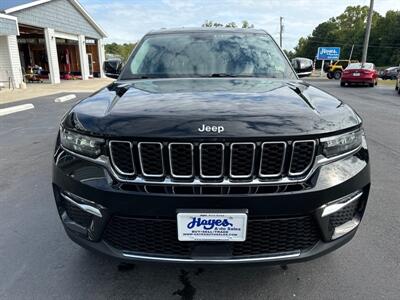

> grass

[{"left": 378, "top": 79, "right": 397, "bottom": 87}]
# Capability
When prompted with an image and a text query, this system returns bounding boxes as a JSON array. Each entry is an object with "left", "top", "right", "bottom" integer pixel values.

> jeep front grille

[{"left": 108, "top": 140, "right": 317, "bottom": 182}]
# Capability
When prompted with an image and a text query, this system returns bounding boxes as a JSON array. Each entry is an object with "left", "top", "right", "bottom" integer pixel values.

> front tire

[
  {"left": 340, "top": 81, "right": 346, "bottom": 87},
  {"left": 368, "top": 82, "right": 374, "bottom": 87},
  {"left": 333, "top": 71, "right": 342, "bottom": 80}
]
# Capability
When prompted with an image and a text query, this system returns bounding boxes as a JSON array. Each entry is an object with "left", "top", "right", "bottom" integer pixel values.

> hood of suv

[{"left": 63, "top": 78, "right": 361, "bottom": 138}]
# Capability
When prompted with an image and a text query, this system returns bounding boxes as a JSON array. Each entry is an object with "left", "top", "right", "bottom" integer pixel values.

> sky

[{"left": 80, "top": 0, "right": 399, "bottom": 50}]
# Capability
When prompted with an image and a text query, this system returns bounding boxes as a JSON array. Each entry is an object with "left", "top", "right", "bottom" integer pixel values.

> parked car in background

[
  {"left": 380, "top": 66, "right": 400, "bottom": 80},
  {"left": 291, "top": 57, "right": 313, "bottom": 77},
  {"left": 341, "top": 62, "right": 378, "bottom": 87},
  {"left": 324, "top": 60, "right": 358, "bottom": 80}
]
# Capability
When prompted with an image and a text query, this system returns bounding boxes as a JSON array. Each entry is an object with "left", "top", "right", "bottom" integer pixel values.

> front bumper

[{"left": 52, "top": 141, "right": 370, "bottom": 264}]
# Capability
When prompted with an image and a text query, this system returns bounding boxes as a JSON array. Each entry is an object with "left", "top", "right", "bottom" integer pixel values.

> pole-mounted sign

[{"left": 316, "top": 47, "right": 341, "bottom": 60}]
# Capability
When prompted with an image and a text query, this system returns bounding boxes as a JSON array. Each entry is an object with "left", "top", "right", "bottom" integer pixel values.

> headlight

[
  {"left": 60, "top": 128, "right": 104, "bottom": 158},
  {"left": 321, "top": 129, "right": 363, "bottom": 158}
]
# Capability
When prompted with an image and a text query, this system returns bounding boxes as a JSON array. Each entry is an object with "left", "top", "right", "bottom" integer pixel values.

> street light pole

[
  {"left": 361, "top": 0, "right": 374, "bottom": 66},
  {"left": 279, "top": 17, "right": 283, "bottom": 48}
]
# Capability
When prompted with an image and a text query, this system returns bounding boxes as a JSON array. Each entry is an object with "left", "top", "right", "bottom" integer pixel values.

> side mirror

[
  {"left": 103, "top": 60, "right": 123, "bottom": 79},
  {"left": 291, "top": 58, "right": 313, "bottom": 78}
]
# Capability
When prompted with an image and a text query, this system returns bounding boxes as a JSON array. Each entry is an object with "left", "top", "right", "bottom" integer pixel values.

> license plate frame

[
  {"left": 177, "top": 209, "right": 248, "bottom": 242},
  {"left": 353, "top": 72, "right": 360, "bottom": 76}
]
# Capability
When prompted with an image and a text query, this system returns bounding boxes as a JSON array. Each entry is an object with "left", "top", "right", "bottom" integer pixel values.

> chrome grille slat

[
  {"left": 138, "top": 142, "right": 164, "bottom": 177},
  {"left": 199, "top": 143, "right": 225, "bottom": 179},
  {"left": 168, "top": 143, "right": 194, "bottom": 178},
  {"left": 289, "top": 140, "right": 316, "bottom": 176},
  {"left": 109, "top": 141, "right": 135, "bottom": 176},
  {"left": 259, "top": 142, "right": 287, "bottom": 178},
  {"left": 230, "top": 142, "right": 256, "bottom": 179}
]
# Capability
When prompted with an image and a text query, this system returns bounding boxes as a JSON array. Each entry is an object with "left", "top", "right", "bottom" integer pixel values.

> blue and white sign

[{"left": 317, "top": 47, "right": 341, "bottom": 60}]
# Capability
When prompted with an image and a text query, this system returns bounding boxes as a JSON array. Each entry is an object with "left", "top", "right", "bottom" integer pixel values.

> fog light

[{"left": 320, "top": 191, "right": 362, "bottom": 240}]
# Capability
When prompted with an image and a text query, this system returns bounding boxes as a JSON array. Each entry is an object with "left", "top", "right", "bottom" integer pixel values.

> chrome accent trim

[
  {"left": 332, "top": 217, "right": 360, "bottom": 240},
  {"left": 60, "top": 143, "right": 361, "bottom": 186},
  {"left": 321, "top": 191, "right": 363, "bottom": 217},
  {"left": 199, "top": 143, "right": 225, "bottom": 179},
  {"left": 138, "top": 142, "right": 164, "bottom": 177},
  {"left": 109, "top": 141, "right": 135, "bottom": 176},
  {"left": 121, "top": 250, "right": 301, "bottom": 263},
  {"left": 288, "top": 140, "right": 317, "bottom": 176},
  {"left": 229, "top": 142, "right": 256, "bottom": 179},
  {"left": 60, "top": 192, "right": 102, "bottom": 218},
  {"left": 55, "top": 149, "right": 65, "bottom": 165},
  {"left": 168, "top": 142, "right": 194, "bottom": 178},
  {"left": 259, "top": 141, "right": 287, "bottom": 178}
]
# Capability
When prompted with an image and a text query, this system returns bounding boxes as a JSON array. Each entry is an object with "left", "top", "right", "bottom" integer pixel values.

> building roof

[
  {"left": 0, "top": 1, "right": 36, "bottom": 12},
  {"left": 1, "top": 0, "right": 107, "bottom": 37}
]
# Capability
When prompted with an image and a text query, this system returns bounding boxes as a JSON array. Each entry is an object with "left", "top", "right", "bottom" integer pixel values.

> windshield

[{"left": 121, "top": 32, "right": 296, "bottom": 79}]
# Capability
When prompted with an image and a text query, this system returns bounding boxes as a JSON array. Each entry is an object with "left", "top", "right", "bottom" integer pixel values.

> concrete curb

[
  {"left": 54, "top": 94, "right": 77, "bottom": 103},
  {"left": 0, "top": 103, "right": 34, "bottom": 116}
]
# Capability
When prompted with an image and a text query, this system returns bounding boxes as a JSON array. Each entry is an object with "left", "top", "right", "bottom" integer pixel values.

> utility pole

[
  {"left": 279, "top": 17, "right": 283, "bottom": 48},
  {"left": 349, "top": 44, "right": 354, "bottom": 61},
  {"left": 361, "top": 0, "right": 374, "bottom": 66}
]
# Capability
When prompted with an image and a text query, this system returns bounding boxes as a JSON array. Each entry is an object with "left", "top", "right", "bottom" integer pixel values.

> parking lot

[{"left": 0, "top": 80, "right": 399, "bottom": 299}]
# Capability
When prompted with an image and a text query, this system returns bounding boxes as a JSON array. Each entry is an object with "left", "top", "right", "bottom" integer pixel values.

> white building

[{"left": 0, "top": 0, "right": 107, "bottom": 88}]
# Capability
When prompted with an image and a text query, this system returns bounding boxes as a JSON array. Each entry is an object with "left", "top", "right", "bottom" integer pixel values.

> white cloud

[{"left": 81, "top": 0, "right": 399, "bottom": 50}]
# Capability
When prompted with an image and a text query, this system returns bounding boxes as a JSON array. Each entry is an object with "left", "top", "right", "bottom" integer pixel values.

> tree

[
  {"left": 201, "top": 20, "right": 254, "bottom": 29},
  {"left": 105, "top": 42, "right": 136, "bottom": 62},
  {"left": 283, "top": 49, "right": 295, "bottom": 60},
  {"left": 241, "top": 20, "right": 254, "bottom": 29},
  {"left": 293, "top": 6, "right": 400, "bottom": 66}
]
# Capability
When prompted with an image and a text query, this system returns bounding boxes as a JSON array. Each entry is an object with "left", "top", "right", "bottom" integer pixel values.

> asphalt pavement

[{"left": 0, "top": 81, "right": 399, "bottom": 299}]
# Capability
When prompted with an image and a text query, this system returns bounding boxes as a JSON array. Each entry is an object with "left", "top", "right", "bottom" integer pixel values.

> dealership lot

[{"left": 0, "top": 81, "right": 399, "bottom": 299}]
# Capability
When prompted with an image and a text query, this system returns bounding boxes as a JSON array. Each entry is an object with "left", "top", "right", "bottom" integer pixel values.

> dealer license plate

[{"left": 177, "top": 211, "right": 247, "bottom": 242}]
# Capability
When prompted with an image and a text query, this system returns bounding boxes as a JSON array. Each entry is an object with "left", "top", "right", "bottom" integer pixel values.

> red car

[{"left": 341, "top": 63, "right": 378, "bottom": 87}]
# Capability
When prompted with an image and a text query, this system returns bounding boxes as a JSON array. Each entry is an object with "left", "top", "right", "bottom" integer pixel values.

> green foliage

[
  {"left": 202, "top": 20, "right": 254, "bottom": 29},
  {"left": 105, "top": 42, "right": 136, "bottom": 62},
  {"left": 283, "top": 49, "right": 295, "bottom": 60},
  {"left": 293, "top": 6, "right": 400, "bottom": 66}
]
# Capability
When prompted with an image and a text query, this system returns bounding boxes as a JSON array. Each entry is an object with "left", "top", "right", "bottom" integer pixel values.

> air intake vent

[
  {"left": 138, "top": 142, "right": 164, "bottom": 177},
  {"left": 109, "top": 141, "right": 135, "bottom": 175},
  {"left": 169, "top": 143, "right": 194, "bottom": 178},
  {"left": 259, "top": 142, "right": 286, "bottom": 177},
  {"left": 289, "top": 140, "right": 316, "bottom": 176},
  {"left": 230, "top": 143, "right": 256, "bottom": 178},
  {"left": 200, "top": 143, "right": 224, "bottom": 178}
]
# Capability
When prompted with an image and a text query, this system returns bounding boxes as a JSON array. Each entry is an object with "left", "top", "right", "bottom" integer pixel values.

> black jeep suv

[{"left": 52, "top": 28, "right": 370, "bottom": 264}]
